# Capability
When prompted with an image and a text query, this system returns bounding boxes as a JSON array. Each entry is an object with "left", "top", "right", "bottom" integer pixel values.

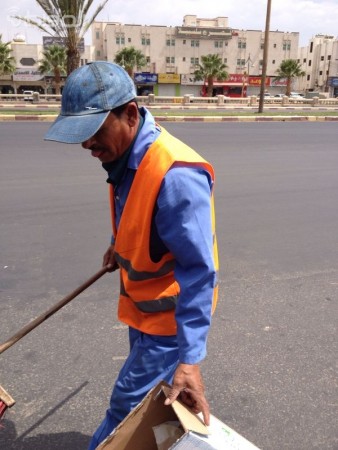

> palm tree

[
  {"left": 38, "top": 44, "right": 67, "bottom": 94},
  {"left": 13, "top": 0, "right": 109, "bottom": 75},
  {"left": 194, "top": 54, "right": 228, "bottom": 97},
  {"left": 275, "top": 59, "right": 306, "bottom": 96},
  {"left": 0, "top": 35, "right": 16, "bottom": 76},
  {"left": 114, "top": 47, "right": 147, "bottom": 77}
]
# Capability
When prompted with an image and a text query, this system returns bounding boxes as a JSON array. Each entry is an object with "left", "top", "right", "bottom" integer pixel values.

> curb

[{"left": 0, "top": 115, "right": 338, "bottom": 123}]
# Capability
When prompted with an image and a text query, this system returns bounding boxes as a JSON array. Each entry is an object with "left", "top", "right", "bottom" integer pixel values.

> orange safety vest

[{"left": 109, "top": 126, "right": 219, "bottom": 335}]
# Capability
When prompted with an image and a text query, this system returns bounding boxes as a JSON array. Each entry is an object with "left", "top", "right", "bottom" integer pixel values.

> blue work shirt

[{"left": 103, "top": 107, "right": 216, "bottom": 365}]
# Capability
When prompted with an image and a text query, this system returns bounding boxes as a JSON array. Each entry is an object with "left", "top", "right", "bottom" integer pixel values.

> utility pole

[{"left": 258, "top": 0, "right": 272, "bottom": 113}]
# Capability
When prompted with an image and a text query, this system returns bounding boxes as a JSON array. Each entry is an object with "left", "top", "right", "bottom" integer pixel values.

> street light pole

[
  {"left": 258, "top": 0, "right": 272, "bottom": 113},
  {"left": 241, "top": 54, "right": 252, "bottom": 97}
]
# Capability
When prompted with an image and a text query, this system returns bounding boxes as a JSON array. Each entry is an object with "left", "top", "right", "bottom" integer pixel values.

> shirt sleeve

[{"left": 155, "top": 165, "right": 216, "bottom": 364}]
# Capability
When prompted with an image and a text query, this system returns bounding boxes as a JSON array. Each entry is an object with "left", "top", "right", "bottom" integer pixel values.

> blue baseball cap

[{"left": 45, "top": 61, "right": 136, "bottom": 144}]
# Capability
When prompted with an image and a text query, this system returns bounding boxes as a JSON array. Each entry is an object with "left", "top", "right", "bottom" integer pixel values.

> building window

[
  {"left": 96, "top": 50, "right": 101, "bottom": 57},
  {"left": 190, "top": 57, "right": 199, "bottom": 65},
  {"left": 238, "top": 41, "right": 246, "bottom": 49},
  {"left": 308, "top": 60, "right": 312, "bottom": 66},
  {"left": 95, "top": 31, "right": 100, "bottom": 39},
  {"left": 224, "top": 58, "right": 227, "bottom": 63},
  {"left": 128, "top": 38, "right": 131, "bottom": 43},
  {"left": 142, "top": 38, "right": 151, "bottom": 45},
  {"left": 328, "top": 55, "right": 331, "bottom": 60},
  {"left": 303, "top": 58, "right": 306, "bottom": 63},
  {"left": 272, "top": 59, "right": 275, "bottom": 64},
  {"left": 260, "top": 43, "right": 264, "bottom": 49},
  {"left": 283, "top": 42, "right": 291, "bottom": 50},
  {"left": 237, "top": 58, "right": 245, "bottom": 66},
  {"left": 214, "top": 41, "right": 223, "bottom": 48},
  {"left": 183, "top": 39, "right": 186, "bottom": 44},
  {"left": 146, "top": 56, "right": 150, "bottom": 63},
  {"left": 319, "top": 71, "right": 323, "bottom": 75},
  {"left": 320, "top": 56, "right": 324, "bottom": 61},
  {"left": 191, "top": 40, "right": 200, "bottom": 47},
  {"left": 183, "top": 57, "right": 186, "bottom": 62},
  {"left": 307, "top": 74, "right": 310, "bottom": 81},
  {"left": 116, "top": 37, "right": 125, "bottom": 44},
  {"left": 310, "top": 42, "right": 313, "bottom": 53},
  {"left": 273, "top": 43, "right": 277, "bottom": 48},
  {"left": 166, "top": 56, "right": 175, "bottom": 64}
]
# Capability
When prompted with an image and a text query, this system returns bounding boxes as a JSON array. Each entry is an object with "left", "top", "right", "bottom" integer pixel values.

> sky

[{"left": 1, "top": 0, "right": 337, "bottom": 48}]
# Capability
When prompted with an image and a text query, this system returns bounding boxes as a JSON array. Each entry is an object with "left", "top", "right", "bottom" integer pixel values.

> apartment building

[
  {"left": 92, "top": 15, "right": 299, "bottom": 96},
  {"left": 298, "top": 35, "right": 338, "bottom": 97}
]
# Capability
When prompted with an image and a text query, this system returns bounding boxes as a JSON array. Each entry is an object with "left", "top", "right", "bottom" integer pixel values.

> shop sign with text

[
  {"left": 181, "top": 74, "right": 204, "bottom": 85},
  {"left": 13, "top": 69, "right": 44, "bottom": 81},
  {"left": 158, "top": 73, "right": 180, "bottom": 84},
  {"left": 134, "top": 73, "right": 157, "bottom": 84}
]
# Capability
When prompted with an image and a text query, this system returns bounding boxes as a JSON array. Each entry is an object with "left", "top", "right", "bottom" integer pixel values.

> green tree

[
  {"left": 0, "top": 34, "right": 16, "bottom": 76},
  {"left": 114, "top": 47, "right": 147, "bottom": 77},
  {"left": 38, "top": 44, "right": 67, "bottom": 95},
  {"left": 194, "top": 54, "right": 228, "bottom": 97},
  {"left": 13, "top": 0, "right": 108, "bottom": 75},
  {"left": 275, "top": 59, "right": 306, "bottom": 96}
]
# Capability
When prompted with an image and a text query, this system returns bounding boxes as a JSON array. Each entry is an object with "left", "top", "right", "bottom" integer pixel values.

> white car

[
  {"left": 23, "top": 90, "right": 35, "bottom": 101},
  {"left": 289, "top": 92, "right": 304, "bottom": 99}
]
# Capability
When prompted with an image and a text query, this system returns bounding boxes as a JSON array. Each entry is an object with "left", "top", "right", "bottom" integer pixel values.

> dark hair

[{"left": 111, "top": 99, "right": 138, "bottom": 117}]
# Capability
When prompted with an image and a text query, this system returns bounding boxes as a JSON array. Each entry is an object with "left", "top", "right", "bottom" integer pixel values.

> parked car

[
  {"left": 289, "top": 92, "right": 305, "bottom": 99},
  {"left": 23, "top": 90, "right": 35, "bottom": 101},
  {"left": 274, "top": 93, "right": 285, "bottom": 98}
]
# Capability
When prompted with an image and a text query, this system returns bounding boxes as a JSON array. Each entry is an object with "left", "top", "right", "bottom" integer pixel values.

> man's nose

[{"left": 81, "top": 137, "right": 93, "bottom": 149}]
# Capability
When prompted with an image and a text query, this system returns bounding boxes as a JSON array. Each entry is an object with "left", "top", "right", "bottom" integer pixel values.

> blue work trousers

[{"left": 88, "top": 327, "right": 179, "bottom": 450}]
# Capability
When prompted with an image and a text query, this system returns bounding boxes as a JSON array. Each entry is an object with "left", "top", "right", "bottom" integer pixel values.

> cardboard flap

[{"left": 161, "top": 386, "right": 209, "bottom": 436}]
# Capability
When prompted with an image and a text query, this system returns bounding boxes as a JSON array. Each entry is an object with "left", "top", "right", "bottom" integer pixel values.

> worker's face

[{"left": 81, "top": 102, "right": 139, "bottom": 163}]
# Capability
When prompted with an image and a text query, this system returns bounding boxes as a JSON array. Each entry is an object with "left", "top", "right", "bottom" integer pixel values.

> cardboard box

[{"left": 97, "top": 381, "right": 260, "bottom": 450}]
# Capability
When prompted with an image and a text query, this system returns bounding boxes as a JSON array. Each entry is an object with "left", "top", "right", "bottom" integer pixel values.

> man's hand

[
  {"left": 164, "top": 363, "right": 210, "bottom": 426},
  {"left": 103, "top": 244, "right": 118, "bottom": 272}
]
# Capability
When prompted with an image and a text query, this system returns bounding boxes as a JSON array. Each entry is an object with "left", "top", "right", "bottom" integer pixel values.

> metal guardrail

[{"left": 0, "top": 93, "right": 337, "bottom": 107}]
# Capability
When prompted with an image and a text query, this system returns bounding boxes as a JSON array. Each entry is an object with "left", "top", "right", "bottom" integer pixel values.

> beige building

[
  {"left": 92, "top": 15, "right": 299, "bottom": 96},
  {"left": 0, "top": 34, "right": 94, "bottom": 94},
  {"left": 298, "top": 35, "right": 338, "bottom": 97}
]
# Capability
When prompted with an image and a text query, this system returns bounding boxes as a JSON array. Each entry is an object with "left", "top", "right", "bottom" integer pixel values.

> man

[{"left": 45, "top": 61, "right": 218, "bottom": 449}]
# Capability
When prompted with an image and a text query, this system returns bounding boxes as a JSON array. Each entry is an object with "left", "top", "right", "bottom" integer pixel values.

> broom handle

[{"left": 0, "top": 266, "right": 109, "bottom": 355}]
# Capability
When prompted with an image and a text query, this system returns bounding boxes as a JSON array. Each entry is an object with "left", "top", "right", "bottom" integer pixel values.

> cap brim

[{"left": 44, "top": 110, "right": 111, "bottom": 144}]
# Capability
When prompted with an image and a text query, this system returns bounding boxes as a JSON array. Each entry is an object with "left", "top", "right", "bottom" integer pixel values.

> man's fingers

[{"left": 164, "top": 388, "right": 181, "bottom": 405}]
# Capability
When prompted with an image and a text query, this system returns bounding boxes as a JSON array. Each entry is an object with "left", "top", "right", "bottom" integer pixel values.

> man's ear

[{"left": 125, "top": 102, "right": 139, "bottom": 127}]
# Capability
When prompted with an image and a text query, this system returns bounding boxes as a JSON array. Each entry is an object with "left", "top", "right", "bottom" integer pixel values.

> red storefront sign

[{"left": 212, "top": 75, "right": 271, "bottom": 86}]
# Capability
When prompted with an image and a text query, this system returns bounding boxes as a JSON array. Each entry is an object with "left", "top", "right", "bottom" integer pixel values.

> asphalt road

[{"left": 0, "top": 121, "right": 337, "bottom": 450}]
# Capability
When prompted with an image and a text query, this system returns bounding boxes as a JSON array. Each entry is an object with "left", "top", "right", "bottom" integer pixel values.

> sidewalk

[
  {"left": 1, "top": 114, "right": 337, "bottom": 123},
  {"left": 0, "top": 102, "right": 338, "bottom": 122}
]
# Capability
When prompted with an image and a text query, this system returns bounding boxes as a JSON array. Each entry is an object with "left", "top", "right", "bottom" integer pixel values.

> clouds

[{"left": 1, "top": 0, "right": 337, "bottom": 46}]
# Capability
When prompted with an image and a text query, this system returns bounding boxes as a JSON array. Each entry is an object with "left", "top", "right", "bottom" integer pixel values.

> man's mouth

[{"left": 91, "top": 148, "right": 106, "bottom": 158}]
